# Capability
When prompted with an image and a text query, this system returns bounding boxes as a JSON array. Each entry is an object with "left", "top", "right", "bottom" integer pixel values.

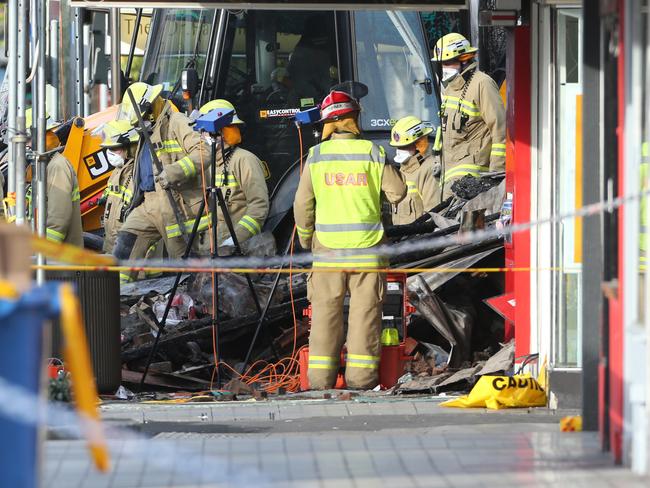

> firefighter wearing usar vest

[{"left": 293, "top": 90, "right": 406, "bottom": 390}]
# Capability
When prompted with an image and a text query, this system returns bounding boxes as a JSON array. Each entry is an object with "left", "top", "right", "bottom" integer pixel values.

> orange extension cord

[{"left": 197, "top": 128, "right": 307, "bottom": 393}]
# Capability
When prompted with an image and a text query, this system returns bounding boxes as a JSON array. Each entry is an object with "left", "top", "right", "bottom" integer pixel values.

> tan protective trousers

[
  {"left": 307, "top": 270, "right": 385, "bottom": 390},
  {"left": 119, "top": 191, "right": 196, "bottom": 282}
]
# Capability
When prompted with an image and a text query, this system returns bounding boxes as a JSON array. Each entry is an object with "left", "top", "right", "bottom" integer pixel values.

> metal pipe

[
  {"left": 35, "top": 0, "right": 47, "bottom": 285},
  {"left": 74, "top": 7, "right": 85, "bottom": 117},
  {"left": 110, "top": 8, "right": 122, "bottom": 104},
  {"left": 49, "top": 19, "right": 60, "bottom": 120},
  {"left": 14, "top": 0, "right": 28, "bottom": 225},
  {"left": 30, "top": 0, "right": 38, "bottom": 132},
  {"left": 124, "top": 8, "right": 142, "bottom": 83},
  {"left": 6, "top": 0, "right": 18, "bottom": 195},
  {"left": 198, "top": 10, "right": 219, "bottom": 107},
  {"left": 83, "top": 22, "right": 91, "bottom": 116}
]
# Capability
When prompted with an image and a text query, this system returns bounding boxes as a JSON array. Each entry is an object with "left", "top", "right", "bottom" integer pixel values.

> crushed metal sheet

[{"left": 476, "top": 340, "right": 515, "bottom": 377}]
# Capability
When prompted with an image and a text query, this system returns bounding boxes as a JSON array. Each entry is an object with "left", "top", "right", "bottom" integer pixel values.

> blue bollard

[{"left": 0, "top": 283, "right": 61, "bottom": 488}]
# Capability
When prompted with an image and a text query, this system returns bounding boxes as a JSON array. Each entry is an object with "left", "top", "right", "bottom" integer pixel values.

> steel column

[
  {"left": 7, "top": 0, "right": 18, "bottom": 195},
  {"left": 14, "top": 0, "right": 28, "bottom": 226},
  {"left": 581, "top": 0, "right": 603, "bottom": 435},
  {"left": 110, "top": 8, "right": 122, "bottom": 104},
  {"left": 35, "top": 0, "right": 47, "bottom": 285},
  {"left": 74, "top": 7, "right": 85, "bottom": 117}
]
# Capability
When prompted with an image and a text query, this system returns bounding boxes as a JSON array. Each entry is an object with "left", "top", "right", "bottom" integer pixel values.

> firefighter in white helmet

[
  {"left": 389, "top": 116, "right": 441, "bottom": 225},
  {"left": 294, "top": 90, "right": 406, "bottom": 390},
  {"left": 432, "top": 33, "right": 506, "bottom": 199},
  {"left": 198, "top": 99, "right": 269, "bottom": 248}
]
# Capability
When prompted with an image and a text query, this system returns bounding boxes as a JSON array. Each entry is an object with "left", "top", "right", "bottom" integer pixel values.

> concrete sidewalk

[{"left": 43, "top": 397, "right": 648, "bottom": 487}]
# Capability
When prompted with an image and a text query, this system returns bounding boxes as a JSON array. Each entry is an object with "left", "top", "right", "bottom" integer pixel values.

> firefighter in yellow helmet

[
  {"left": 294, "top": 90, "right": 406, "bottom": 390},
  {"left": 99, "top": 120, "right": 138, "bottom": 253},
  {"left": 432, "top": 33, "right": 506, "bottom": 199},
  {"left": 113, "top": 82, "right": 209, "bottom": 283},
  {"left": 199, "top": 99, "right": 269, "bottom": 248},
  {"left": 389, "top": 116, "right": 441, "bottom": 225}
]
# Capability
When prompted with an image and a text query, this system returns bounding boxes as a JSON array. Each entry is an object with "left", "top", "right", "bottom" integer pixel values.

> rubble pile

[
  {"left": 393, "top": 340, "right": 515, "bottom": 395},
  {"left": 114, "top": 173, "right": 510, "bottom": 395},
  {"left": 119, "top": 272, "right": 310, "bottom": 390}
]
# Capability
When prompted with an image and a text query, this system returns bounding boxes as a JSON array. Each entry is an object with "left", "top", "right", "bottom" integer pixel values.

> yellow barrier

[{"left": 59, "top": 284, "right": 110, "bottom": 472}]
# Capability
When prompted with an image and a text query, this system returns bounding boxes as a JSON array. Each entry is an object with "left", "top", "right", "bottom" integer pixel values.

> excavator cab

[{"left": 138, "top": 8, "right": 440, "bottom": 242}]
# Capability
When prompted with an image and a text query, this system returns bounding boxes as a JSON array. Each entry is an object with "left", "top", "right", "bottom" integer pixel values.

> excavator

[{"left": 3, "top": 4, "right": 462, "bottom": 249}]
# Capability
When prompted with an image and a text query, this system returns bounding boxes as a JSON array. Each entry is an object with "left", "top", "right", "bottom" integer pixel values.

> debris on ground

[
  {"left": 115, "top": 174, "right": 509, "bottom": 398},
  {"left": 393, "top": 340, "right": 514, "bottom": 396}
]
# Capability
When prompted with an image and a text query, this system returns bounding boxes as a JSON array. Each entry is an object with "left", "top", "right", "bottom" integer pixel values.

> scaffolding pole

[
  {"left": 110, "top": 8, "right": 122, "bottom": 104},
  {"left": 35, "top": 0, "right": 47, "bottom": 285},
  {"left": 6, "top": 0, "right": 18, "bottom": 196},
  {"left": 49, "top": 19, "right": 60, "bottom": 121},
  {"left": 14, "top": 0, "right": 28, "bottom": 226},
  {"left": 74, "top": 7, "right": 85, "bottom": 117}
]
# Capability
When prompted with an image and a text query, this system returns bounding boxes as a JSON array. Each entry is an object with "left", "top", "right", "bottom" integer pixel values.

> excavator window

[
  {"left": 141, "top": 9, "right": 216, "bottom": 98},
  {"left": 219, "top": 11, "right": 338, "bottom": 193},
  {"left": 354, "top": 11, "right": 440, "bottom": 131}
]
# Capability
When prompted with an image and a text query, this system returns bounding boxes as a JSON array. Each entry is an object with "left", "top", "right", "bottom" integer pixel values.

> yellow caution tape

[
  {"left": 31, "top": 234, "right": 115, "bottom": 266},
  {"left": 59, "top": 284, "right": 110, "bottom": 472},
  {"left": 440, "top": 374, "right": 547, "bottom": 410},
  {"left": 32, "top": 264, "right": 562, "bottom": 275}
]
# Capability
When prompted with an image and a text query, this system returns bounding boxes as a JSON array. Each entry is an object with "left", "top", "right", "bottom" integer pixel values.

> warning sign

[{"left": 259, "top": 108, "right": 300, "bottom": 119}]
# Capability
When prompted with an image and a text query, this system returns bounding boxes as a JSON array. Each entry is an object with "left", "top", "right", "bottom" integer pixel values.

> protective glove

[
  {"left": 221, "top": 237, "right": 235, "bottom": 247},
  {"left": 432, "top": 161, "right": 442, "bottom": 177},
  {"left": 155, "top": 170, "right": 171, "bottom": 189}
]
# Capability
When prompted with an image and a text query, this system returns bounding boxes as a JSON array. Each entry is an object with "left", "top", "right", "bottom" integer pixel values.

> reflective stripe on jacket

[{"left": 440, "top": 62, "right": 506, "bottom": 197}]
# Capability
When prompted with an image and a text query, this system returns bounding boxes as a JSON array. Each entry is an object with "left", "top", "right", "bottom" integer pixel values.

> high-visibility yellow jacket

[
  {"left": 294, "top": 132, "right": 406, "bottom": 268},
  {"left": 392, "top": 153, "right": 440, "bottom": 225},
  {"left": 213, "top": 144, "right": 270, "bottom": 245},
  {"left": 438, "top": 62, "right": 506, "bottom": 199},
  {"left": 102, "top": 159, "right": 134, "bottom": 253},
  {"left": 46, "top": 152, "right": 83, "bottom": 247},
  {"left": 129, "top": 102, "right": 209, "bottom": 240}
]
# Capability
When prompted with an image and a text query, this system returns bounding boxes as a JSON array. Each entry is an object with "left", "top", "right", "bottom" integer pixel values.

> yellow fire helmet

[
  {"left": 199, "top": 99, "right": 245, "bottom": 125},
  {"left": 390, "top": 116, "right": 433, "bottom": 147},
  {"left": 118, "top": 82, "right": 164, "bottom": 124},
  {"left": 25, "top": 108, "right": 60, "bottom": 130},
  {"left": 431, "top": 33, "right": 478, "bottom": 62},
  {"left": 100, "top": 120, "right": 140, "bottom": 149}
]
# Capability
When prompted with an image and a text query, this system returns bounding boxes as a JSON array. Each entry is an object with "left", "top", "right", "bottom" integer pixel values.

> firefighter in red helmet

[{"left": 293, "top": 90, "right": 406, "bottom": 390}]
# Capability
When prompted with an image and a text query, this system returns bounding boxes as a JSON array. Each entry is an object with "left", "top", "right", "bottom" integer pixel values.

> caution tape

[
  {"left": 0, "top": 375, "right": 268, "bottom": 485},
  {"left": 30, "top": 234, "right": 115, "bottom": 266},
  {"left": 9, "top": 183, "right": 650, "bottom": 274},
  {"left": 32, "top": 264, "right": 561, "bottom": 275}
]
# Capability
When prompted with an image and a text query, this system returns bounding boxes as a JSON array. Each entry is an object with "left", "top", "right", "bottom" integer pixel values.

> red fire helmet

[{"left": 320, "top": 90, "right": 360, "bottom": 121}]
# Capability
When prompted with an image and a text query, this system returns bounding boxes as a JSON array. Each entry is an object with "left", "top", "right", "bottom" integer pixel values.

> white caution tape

[
  {"left": 0, "top": 376, "right": 269, "bottom": 486},
  {"left": 117, "top": 187, "right": 650, "bottom": 271}
]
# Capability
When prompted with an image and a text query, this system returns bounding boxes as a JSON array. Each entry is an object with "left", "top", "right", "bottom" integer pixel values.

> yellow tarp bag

[{"left": 440, "top": 375, "right": 547, "bottom": 410}]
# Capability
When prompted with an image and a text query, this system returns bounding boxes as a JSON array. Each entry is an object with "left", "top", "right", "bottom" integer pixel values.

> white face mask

[
  {"left": 442, "top": 66, "right": 460, "bottom": 83},
  {"left": 106, "top": 149, "right": 125, "bottom": 168},
  {"left": 394, "top": 148, "right": 415, "bottom": 164}
]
